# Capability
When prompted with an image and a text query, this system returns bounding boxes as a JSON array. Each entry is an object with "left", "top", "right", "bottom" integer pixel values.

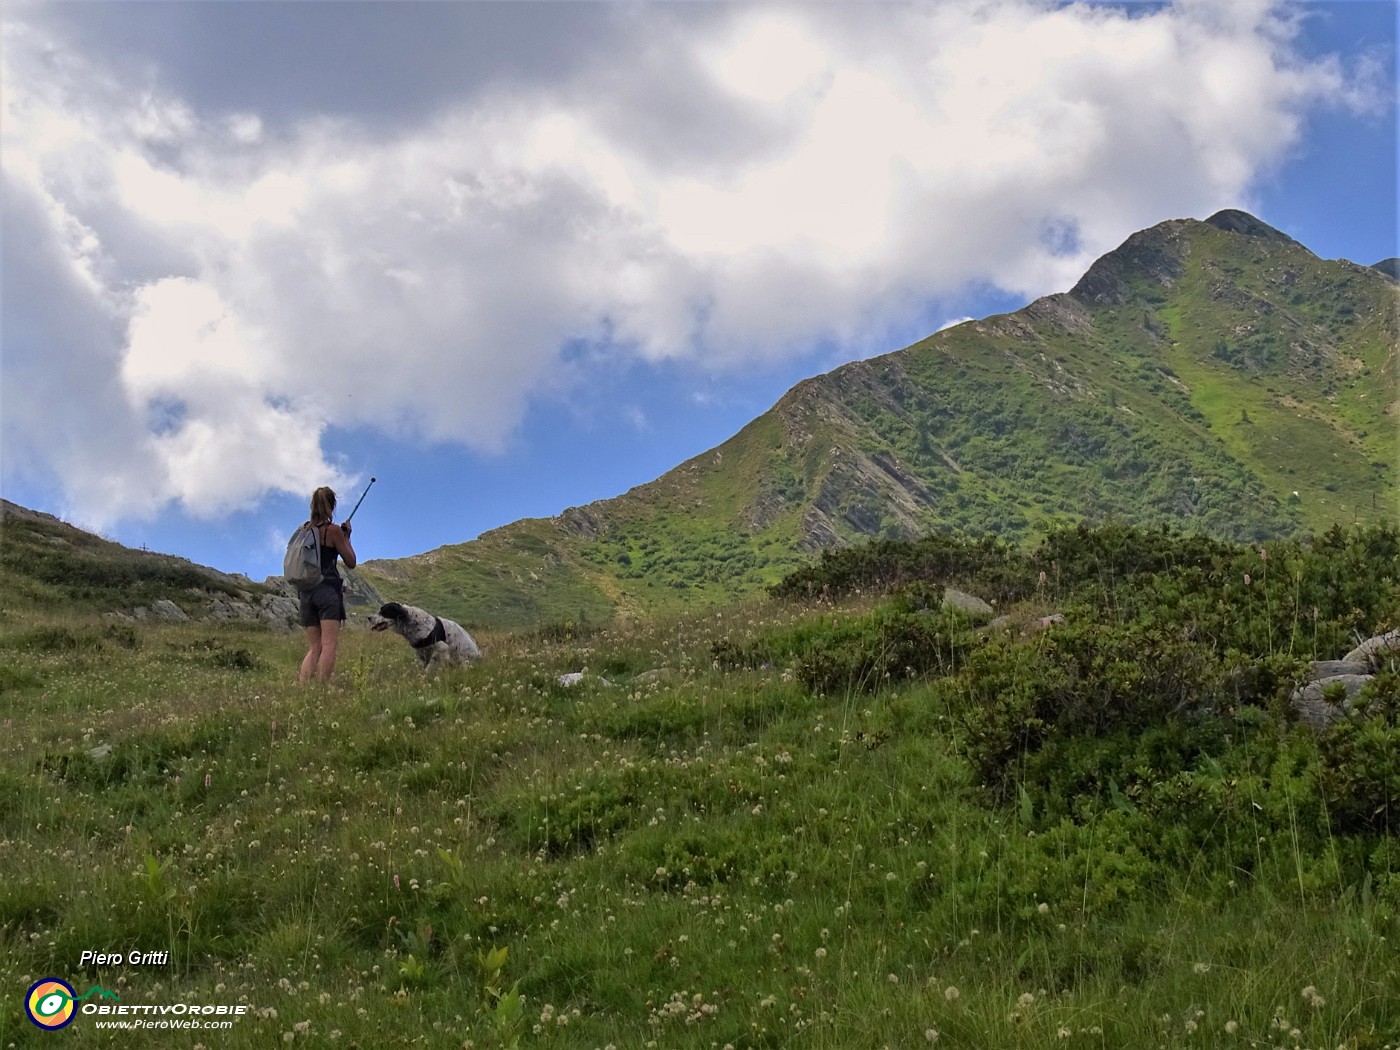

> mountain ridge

[
  {"left": 0, "top": 498, "right": 382, "bottom": 625},
  {"left": 356, "top": 210, "right": 1397, "bottom": 627}
]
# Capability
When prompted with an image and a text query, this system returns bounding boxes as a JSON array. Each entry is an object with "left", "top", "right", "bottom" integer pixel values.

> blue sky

[{"left": 2, "top": 0, "right": 1395, "bottom": 579}]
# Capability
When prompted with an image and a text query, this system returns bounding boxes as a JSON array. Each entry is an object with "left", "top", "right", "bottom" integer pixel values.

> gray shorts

[{"left": 298, "top": 578, "right": 345, "bottom": 627}]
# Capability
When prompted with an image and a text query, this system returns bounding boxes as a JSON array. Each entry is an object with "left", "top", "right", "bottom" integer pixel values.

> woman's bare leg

[
  {"left": 316, "top": 619, "right": 342, "bottom": 681},
  {"left": 300, "top": 626, "right": 322, "bottom": 683}
]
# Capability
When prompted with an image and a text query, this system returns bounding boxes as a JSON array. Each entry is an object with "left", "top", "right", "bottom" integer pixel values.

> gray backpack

[{"left": 283, "top": 522, "right": 323, "bottom": 591}]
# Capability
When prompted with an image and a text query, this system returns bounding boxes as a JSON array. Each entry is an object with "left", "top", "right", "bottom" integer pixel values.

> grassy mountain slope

[
  {"left": 0, "top": 500, "right": 259, "bottom": 613},
  {"left": 0, "top": 500, "right": 381, "bottom": 622},
  {"left": 361, "top": 211, "right": 1398, "bottom": 627},
  {"left": 3, "top": 525, "right": 1399, "bottom": 1047}
]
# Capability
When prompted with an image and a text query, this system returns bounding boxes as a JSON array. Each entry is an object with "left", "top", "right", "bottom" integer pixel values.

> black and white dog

[{"left": 369, "top": 602, "right": 481, "bottom": 672}]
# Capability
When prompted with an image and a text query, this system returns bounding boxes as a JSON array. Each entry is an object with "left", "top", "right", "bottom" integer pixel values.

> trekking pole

[{"left": 345, "top": 477, "right": 376, "bottom": 523}]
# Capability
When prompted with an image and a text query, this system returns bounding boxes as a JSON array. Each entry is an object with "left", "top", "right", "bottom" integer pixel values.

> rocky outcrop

[
  {"left": 1069, "top": 220, "right": 1189, "bottom": 307},
  {"left": 205, "top": 593, "right": 300, "bottom": 627},
  {"left": 556, "top": 506, "right": 607, "bottom": 540},
  {"left": 108, "top": 591, "right": 300, "bottom": 628},
  {"left": 264, "top": 569, "right": 383, "bottom": 611},
  {"left": 1204, "top": 209, "right": 1308, "bottom": 249}
]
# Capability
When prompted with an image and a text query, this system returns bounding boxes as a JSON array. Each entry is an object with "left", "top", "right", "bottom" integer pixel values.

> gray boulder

[
  {"left": 1291, "top": 674, "right": 1373, "bottom": 730},
  {"left": 151, "top": 599, "right": 189, "bottom": 622},
  {"left": 1309, "top": 659, "right": 1371, "bottom": 679},
  {"left": 1343, "top": 629, "right": 1400, "bottom": 667},
  {"left": 1289, "top": 629, "right": 1399, "bottom": 729},
  {"left": 942, "top": 588, "right": 993, "bottom": 618}
]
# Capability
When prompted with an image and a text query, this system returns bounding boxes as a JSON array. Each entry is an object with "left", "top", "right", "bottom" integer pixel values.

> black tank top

[{"left": 316, "top": 524, "right": 342, "bottom": 579}]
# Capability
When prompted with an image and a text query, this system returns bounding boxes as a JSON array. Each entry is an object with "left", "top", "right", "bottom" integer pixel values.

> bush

[
  {"left": 771, "top": 530, "right": 1029, "bottom": 603},
  {"left": 714, "top": 596, "right": 981, "bottom": 694},
  {"left": 955, "top": 621, "right": 1292, "bottom": 803},
  {"left": 1317, "top": 673, "right": 1400, "bottom": 834}
]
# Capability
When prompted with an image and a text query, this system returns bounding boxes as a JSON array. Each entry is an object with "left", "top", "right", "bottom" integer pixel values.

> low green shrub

[
  {"left": 714, "top": 596, "right": 981, "bottom": 694},
  {"left": 1317, "top": 672, "right": 1400, "bottom": 834},
  {"left": 770, "top": 529, "right": 1029, "bottom": 602}
]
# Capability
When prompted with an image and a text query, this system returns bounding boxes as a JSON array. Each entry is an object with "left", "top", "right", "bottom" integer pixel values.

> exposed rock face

[
  {"left": 557, "top": 506, "right": 607, "bottom": 540},
  {"left": 1204, "top": 209, "right": 1308, "bottom": 248},
  {"left": 109, "top": 591, "right": 301, "bottom": 628},
  {"left": 1069, "top": 221, "right": 1189, "bottom": 306},
  {"left": 798, "top": 506, "right": 843, "bottom": 552},
  {"left": 205, "top": 593, "right": 301, "bottom": 626}
]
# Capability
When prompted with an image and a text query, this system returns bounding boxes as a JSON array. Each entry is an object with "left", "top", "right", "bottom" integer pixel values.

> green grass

[{"left": 3, "top": 524, "right": 1399, "bottom": 1048}]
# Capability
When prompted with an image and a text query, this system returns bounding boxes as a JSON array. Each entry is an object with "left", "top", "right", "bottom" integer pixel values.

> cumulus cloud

[{"left": 0, "top": 0, "right": 1379, "bottom": 527}]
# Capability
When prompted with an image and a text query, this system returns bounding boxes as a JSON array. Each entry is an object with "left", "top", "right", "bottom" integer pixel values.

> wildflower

[
  {"left": 1037, "top": 902, "right": 1050, "bottom": 914},
  {"left": 925, "top": 1029, "right": 939, "bottom": 1043},
  {"left": 393, "top": 874, "right": 401, "bottom": 890},
  {"left": 1243, "top": 573, "right": 1252, "bottom": 586},
  {"left": 944, "top": 986, "right": 960, "bottom": 1003},
  {"left": 1259, "top": 547, "right": 1268, "bottom": 561},
  {"left": 1017, "top": 992, "right": 1035, "bottom": 1010},
  {"left": 204, "top": 773, "right": 212, "bottom": 788},
  {"left": 1224, "top": 1020, "right": 1239, "bottom": 1034}
]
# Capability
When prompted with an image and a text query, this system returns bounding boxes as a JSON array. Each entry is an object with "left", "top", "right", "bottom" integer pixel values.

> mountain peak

[
  {"left": 1370, "top": 258, "right": 1399, "bottom": 281},
  {"left": 1069, "top": 210, "right": 1316, "bottom": 307},
  {"left": 1068, "top": 219, "right": 1189, "bottom": 306},
  {"left": 1204, "top": 209, "right": 1304, "bottom": 248}
]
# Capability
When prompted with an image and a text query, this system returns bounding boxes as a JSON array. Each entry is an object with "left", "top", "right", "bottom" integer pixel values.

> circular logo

[{"left": 26, "top": 978, "right": 77, "bottom": 1030}]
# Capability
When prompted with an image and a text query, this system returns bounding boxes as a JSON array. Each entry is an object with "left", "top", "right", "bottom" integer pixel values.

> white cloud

[{"left": 0, "top": 0, "right": 1379, "bottom": 527}]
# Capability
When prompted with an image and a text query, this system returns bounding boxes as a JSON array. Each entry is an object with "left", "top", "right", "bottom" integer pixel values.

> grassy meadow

[{"left": 2, "top": 524, "right": 1399, "bottom": 1049}]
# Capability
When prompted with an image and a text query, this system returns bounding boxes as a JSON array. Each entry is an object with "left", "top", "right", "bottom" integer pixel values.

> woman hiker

[{"left": 299, "top": 486, "right": 357, "bottom": 683}]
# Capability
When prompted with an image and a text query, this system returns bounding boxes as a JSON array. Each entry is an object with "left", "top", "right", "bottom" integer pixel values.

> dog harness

[{"left": 411, "top": 617, "right": 447, "bottom": 650}]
